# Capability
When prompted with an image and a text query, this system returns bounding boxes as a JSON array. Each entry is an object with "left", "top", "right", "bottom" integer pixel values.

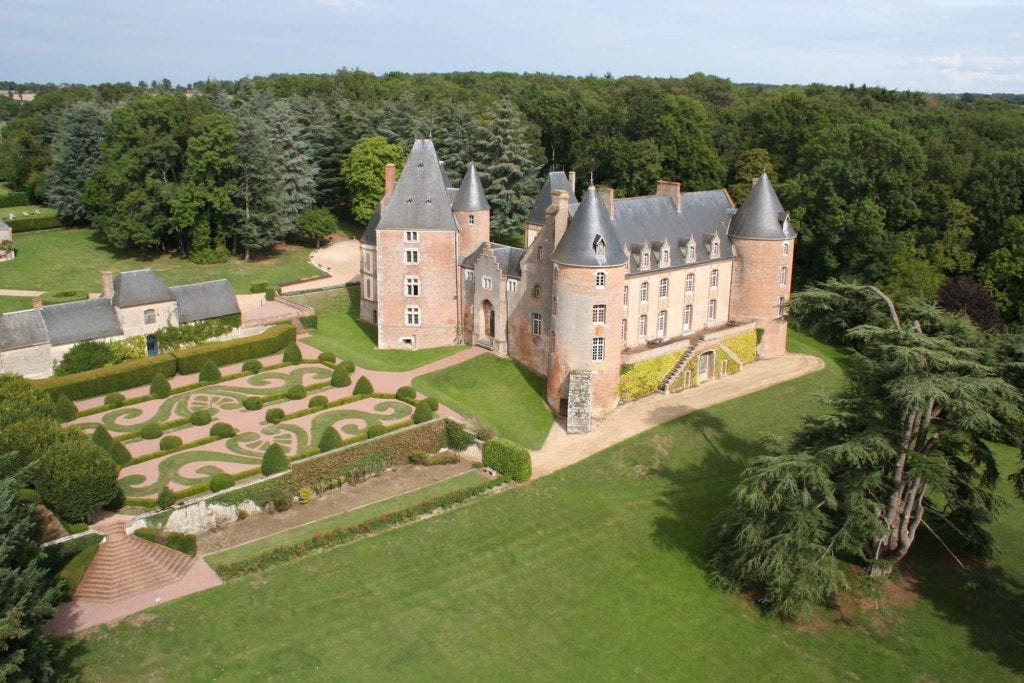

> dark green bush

[
  {"left": 318, "top": 427, "right": 344, "bottom": 452},
  {"left": 353, "top": 376, "right": 373, "bottom": 394},
  {"left": 425, "top": 397, "right": 439, "bottom": 411},
  {"left": 282, "top": 343, "right": 302, "bottom": 364},
  {"left": 317, "top": 351, "right": 335, "bottom": 363},
  {"left": 140, "top": 423, "right": 163, "bottom": 440},
  {"left": 15, "top": 488, "right": 42, "bottom": 504},
  {"left": 266, "top": 408, "right": 285, "bottom": 424},
  {"left": 209, "top": 472, "right": 235, "bottom": 492},
  {"left": 330, "top": 366, "right": 351, "bottom": 387},
  {"left": 308, "top": 395, "right": 328, "bottom": 409},
  {"left": 153, "top": 314, "right": 240, "bottom": 351},
  {"left": 262, "top": 444, "right": 289, "bottom": 475},
  {"left": 250, "top": 281, "right": 269, "bottom": 294},
  {"left": 444, "top": 419, "right": 475, "bottom": 452},
  {"left": 242, "top": 358, "right": 263, "bottom": 373},
  {"left": 35, "top": 353, "right": 178, "bottom": 401},
  {"left": 342, "top": 360, "right": 356, "bottom": 373},
  {"left": 105, "top": 392, "right": 126, "bottom": 407},
  {"left": 8, "top": 215, "right": 62, "bottom": 232},
  {"left": 210, "top": 422, "right": 237, "bottom": 438},
  {"left": 53, "top": 340, "right": 118, "bottom": 375},
  {"left": 272, "top": 490, "right": 292, "bottom": 511},
  {"left": 34, "top": 431, "right": 121, "bottom": 520},
  {"left": 198, "top": 359, "right": 221, "bottom": 382},
  {"left": 91, "top": 425, "right": 113, "bottom": 453},
  {"left": 396, "top": 386, "right": 416, "bottom": 403},
  {"left": 265, "top": 287, "right": 279, "bottom": 301},
  {"left": 482, "top": 438, "right": 532, "bottom": 482},
  {"left": 300, "top": 314, "right": 319, "bottom": 330},
  {"left": 149, "top": 372, "right": 171, "bottom": 398},
  {"left": 0, "top": 190, "right": 30, "bottom": 207},
  {"left": 55, "top": 393, "right": 77, "bottom": 421},
  {"left": 110, "top": 441, "right": 131, "bottom": 466},
  {"left": 366, "top": 424, "right": 387, "bottom": 438},
  {"left": 286, "top": 385, "right": 306, "bottom": 400},
  {"left": 242, "top": 396, "right": 263, "bottom": 411},
  {"left": 172, "top": 324, "right": 296, "bottom": 374},
  {"left": 157, "top": 486, "right": 176, "bottom": 509},
  {"left": 189, "top": 409, "right": 213, "bottom": 426},
  {"left": 413, "top": 401, "right": 434, "bottom": 424},
  {"left": 159, "top": 435, "right": 183, "bottom": 451},
  {"left": 92, "top": 426, "right": 131, "bottom": 465}
]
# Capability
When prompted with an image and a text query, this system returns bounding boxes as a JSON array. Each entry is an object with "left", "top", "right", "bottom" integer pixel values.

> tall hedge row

[
  {"left": 35, "top": 353, "right": 178, "bottom": 400},
  {"left": 173, "top": 324, "right": 296, "bottom": 374},
  {"left": 8, "top": 215, "right": 63, "bottom": 232},
  {"left": 0, "top": 191, "right": 31, "bottom": 207},
  {"left": 482, "top": 438, "right": 532, "bottom": 482}
]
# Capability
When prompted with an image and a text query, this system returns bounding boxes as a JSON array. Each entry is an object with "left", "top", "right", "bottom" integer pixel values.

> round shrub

[
  {"left": 366, "top": 424, "right": 387, "bottom": 439},
  {"left": 242, "top": 396, "right": 263, "bottom": 411},
  {"left": 286, "top": 385, "right": 307, "bottom": 400},
  {"left": 209, "top": 472, "right": 235, "bottom": 492},
  {"left": 318, "top": 351, "right": 336, "bottom": 364},
  {"left": 33, "top": 433, "right": 121, "bottom": 521},
  {"left": 55, "top": 393, "right": 78, "bottom": 421},
  {"left": 242, "top": 358, "right": 263, "bottom": 374},
  {"left": 353, "top": 376, "right": 374, "bottom": 394},
  {"left": 342, "top": 360, "right": 356, "bottom": 373},
  {"left": 272, "top": 490, "right": 293, "bottom": 512},
  {"left": 149, "top": 372, "right": 171, "bottom": 399},
  {"left": 266, "top": 407, "right": 285, "bottom": 424},
  {"left": 444, "top": 419, "right": 475, "bottom": 452},
  {"left": 140, "top": 422, "right": 163, "bottom": 440},
  {"left": 157, "top": 486, "right": 176, "bottom": 509},
  {"left": 198, "top": 359, "right": 221, "bottom": 382},
  {"left": 308, "top": 395, "right": 328, "bottom": 409},
  {"left": 210, "top": 422, "right": 237, "bottom": 438},
  {"left": 282, "top": 343, "right": 302, "bottom": 364},
  {"left": 482, "top": 438, "right": 532, "bottom": 482},
  {"left": 331, "top": 366, "right": 351, "bottom": 388},
  {"left": 413, "top": 400, "right": 434, "bottom": 424},
  {"left": 104, "top": 392, "right": 126, "bottom": 407},
  {"left": 91, "top": 425, "right": 115, "bottom": 452},
  {"left": 189, "top": 409, "right": 213, "bottom": 426},
  {"left": 261, "top": 443, "right": 289, "bottom": 475},
  {"left": 425, "top": 397, "right": 439, "bottom": 411},
  {"left": 396, "top": 386, "right": 417, "bottom": 404},
  {"left": 159, "top": 435, "right": 183, "bottom": 451},
  {"left": 318, "top": 427, "right": 343, "bottom": 452}
]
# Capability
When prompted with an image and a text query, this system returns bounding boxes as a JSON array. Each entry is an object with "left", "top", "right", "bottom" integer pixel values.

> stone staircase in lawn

[
  {"left": 658, "top": 347, "right": 696, "bottom": 394},
  {"left": 73, "top": 518, "right": 194, "bottom": 603}
]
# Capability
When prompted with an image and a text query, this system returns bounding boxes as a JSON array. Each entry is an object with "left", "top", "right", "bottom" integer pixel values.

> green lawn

[
  {"left": 1, "top": 228, "right": 320, "bottom": 293},
  {"left": 413, "top": 353, "right": 553, "bottom": 449},
  {"left": 68, "top": 332, "right": 1024, "bottom": 681},
  {"left": 1, "top": 204, "right": 57, "bottom": 219},
  {"left": 292, "top": 287, "right": 465, "bottom": 371},
  {"left": 207, "top": 471, "right": 490, "bottom": 570},
  {"left": 0, "top": 295, "right": 33, "bottom": 313}
]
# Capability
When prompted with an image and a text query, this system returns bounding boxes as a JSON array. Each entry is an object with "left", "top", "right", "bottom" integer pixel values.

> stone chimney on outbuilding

[
  {"left": 101, "top": 271, "right": 113, "bottom": 298},
  {"left": 550, "top": 189, "right": 571, "bottom": 248},
  {"left": 32, "top": 297, "right": 41, "bottom": 310}
]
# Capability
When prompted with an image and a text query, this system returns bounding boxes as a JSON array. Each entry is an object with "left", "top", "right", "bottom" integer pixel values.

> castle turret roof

[
  {"left": 451, "top": 162, "right": 490, "bottom": 212},
  {"left": 527, "top": 172, "right": 579, "bottom": 225},
  {"left": 728, "top": 172, "right": 796, "bottom": 240},
  {"left": 377, "top": 139, "right": 458, "bottom": 233},
  {"left": 552, "top": 185, "right": 627, "bottom": 268}
]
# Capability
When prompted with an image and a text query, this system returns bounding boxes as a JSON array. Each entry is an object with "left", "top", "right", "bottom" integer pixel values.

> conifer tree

[
  {"left": 476, "top": 97, "right": 541, "bottom": 243},
  {"left": 47, "top": 101, "right": 109, "bottom": 225}
]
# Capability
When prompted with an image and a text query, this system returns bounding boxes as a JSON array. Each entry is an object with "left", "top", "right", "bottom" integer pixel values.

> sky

[{"left": 2, "top": 0, "right": 1023, "bottom": 93}]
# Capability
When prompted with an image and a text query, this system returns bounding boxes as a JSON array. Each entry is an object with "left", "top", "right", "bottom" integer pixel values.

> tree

[
  {"left": 47, "top": 101, "right": 109, "bottom": 224},
  {"left": 33, "top": 427, "right": 121, "bottom": 521},
  {"left": 712, "top": 280, "right": 1023, "bottom": 618},
  {"left": 938, "top": 275, "right": 1003, "bottom": 331},
  {"left": 729, "top": 148, "right": 773, "bottom": 205},
  {"left": 0, "top": 375, "right": 57, "bottom": 429},
  {"left": 979, "top": 216, "right": 1024, "bottom": 325},
  {"left": 296, "top": 207, "right": 338, "bottom": 247},
  {"left": 341, "top": 136, "right": 405, "bottom": 224},
  {"left": 476, "top": 98, "right": 541, "bottom": 242}
]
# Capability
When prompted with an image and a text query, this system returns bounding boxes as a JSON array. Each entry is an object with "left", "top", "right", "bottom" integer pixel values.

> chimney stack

[
  {"left": 656, "top": 180, "right": 682, "bottom": 213},
  {"left": 32, "top": 297, "right": 42, "bottom": 310},
  {"left": 550, "top": 189, "right": 571, "bottom": 247},
  {"left": 597, "top": 187, "right": 615, "bottom": 220},
  {"left": 567, "top": 171, "right": 576, "bottom": 195},
  {"left": 101, "top": 271, "right": 113, "bottom": 298},
  {"left": 383, "top": 163, "right": 396, "bottom": 205}
]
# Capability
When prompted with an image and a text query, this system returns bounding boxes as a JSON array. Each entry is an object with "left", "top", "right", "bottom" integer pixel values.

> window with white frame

[
  {"left": 710, "top": 269, "right": 719, "bottom": 289},
  {"left": 468, "top": 214, "right": 475, "bottom": 225},
  {"left": 708, "top": 299, "right": 717, "bottom": 321},
  {"left": 621, "top": 319, "right": 627, "bottom": 342},
  {"left": 639, "top": 314, "right": 647, "bottom": 337},
  {"left": 482, "top": 276, "right": 492, "bottom": 290},
  {"left": 623, "top": 286, "right": 629, "bottom": 306},
  {"left": 144, "top": 308, "right": 156, "bottom": 325},
  {"left": 661, "top": 247, "right": 671, "bottom": 265},
  {"left": 596, "top": 271, "right": 606, "bottom": 288},
  {"left": 508, "top": 279, "right": 518, "bottom": 293},
  {"left": 405, "top": 276, "right": 419, "bottom": 297},
  {"left": 404, "top": 231, "right": 419, "bottom": 242},
  {"left": 659, "top": 278, "right": 668, "bottom": 299},
  {"left": 782, "top": 241, "right": 790, "bottom": 255},
  {"left": 592, "top": 304, "right": 606, "bottom": 323},
  {"left": 405, "top": 248, "right": 419, "bottom": 264},
  {"left": 538, "top": 245, "right": 544, "bottom": 261},
  {"left": 657, "top": 310, "right": 666, "bottom": 336},
  {"left": 640, "top": 282, "right": 649, "bottom": 303},
  {"left": 592, "top": 337, "right": 605, "bottom": 362},
  {"left": 642, "top": 251, "right": 650, "bottom": 270},
  {"left": 779, "top": 266, "right": 788, "bottom": 286},
  {"left": 683, "top": 304, "right": 692, "bottom": 332},
  {"left": 364, "top": 277, "right": 374, "bottom": 301},
  {"left": 532, "top": 312, "right": 542, "bottom": 336},
  {"left": 361, "top": 250, "right": 373, "bottom": 274},
  {"left": 405, "top": 305, "right": 421, "bottom": 326},
  {"left": 687, "top": 244, "right": 696, "bottom": 262},
  {"left": 465, "top": 270, "right": 474, "bottom": 282},
  {"left": 685, "top": 273, "right": 694, "bottom": 292},
  {"left": 711, "top": 240, "right": 719, "bottom": 257}
]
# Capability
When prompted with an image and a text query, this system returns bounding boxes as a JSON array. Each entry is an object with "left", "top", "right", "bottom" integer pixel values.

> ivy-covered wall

[
  {"left": 720, "top": 329, "right": 758, "bottom": 364},
  {"left": 618, "top": 349, "right": 687, "bottom": 401}
]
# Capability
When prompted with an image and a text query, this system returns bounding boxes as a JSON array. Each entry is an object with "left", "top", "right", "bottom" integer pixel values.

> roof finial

[{"left": 589, "top": 170, "right": 595, "bottom": 186}]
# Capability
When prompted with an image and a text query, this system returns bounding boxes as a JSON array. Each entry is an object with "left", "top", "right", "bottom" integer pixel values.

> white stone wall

[
  {"left": 117, "top": 301, "right": 177, "bottom": 338},
  {"left": 0, "top": 345, "right": 53, "bottom": 378}
]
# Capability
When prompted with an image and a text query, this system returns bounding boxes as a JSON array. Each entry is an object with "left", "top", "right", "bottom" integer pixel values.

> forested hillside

[{"left": 2, "top": 70, "right": 1023, "bottom": 326}]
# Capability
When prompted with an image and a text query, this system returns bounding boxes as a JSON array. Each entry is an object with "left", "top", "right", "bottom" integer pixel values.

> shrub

[
  {"left": 444, "top": 419, "right": 475, "bottom": 452},
  {"left": 7, "top": 215, "right": 62, "bottom": 232},
  {"left": 317, "top": 351, "right": 335, "bottom": 363},
  {"left": 266, "top": 408, "right": 285, "bottom": 424},
  {"left": 366, "top": 424, "right": 387, "bottom": 438},
  {"left": 159, "top": 435, "right": 183, "bottom": 451},
  {"left": 104, "top": 392, "right": 126, "bottom": 407},
  {"left": 164, "top": 532, "right": 197, "bottom": 556},
  {"left": 298, "top": 487, "right": 315, "bottom": 504},
  {"left": 482, "top": 438, "right": 532, "bottom": 482},
  {"left": 342, "top": 360, "right": 356, "bottom": 373},
  {"left": 171, "top": 324, "right": 296, "bottom": 374},
  {"left": 153, "top": 314, "right": 240, "bottom": 352},
  {"left": 189, "top": 409, "right": 213, "bottom": 426},
  {"left": 318, "top": 427, "right": 344, "bottom": 452},
  {"left": 198, "top": 359, "right": 221, "bottom": 382},
  {"left": 149, "top": 372, "right": 171, "bottom": 398},
  {"left": 0, "top": 190, "right": 30, "bottom": 207},
  {"left": 353, "top": 376, "right": 374, "bottom": 394},
  {"left": 34, "top": 431, "right": 121, "bottom": 520},
  {"left": 157, "top": 486, "right": 176, "bottom": 509},
  {"left": 250, "top": 281, "right": 269, "bottom": 294},
  {"left": 92, "top": 427, "right": 132, "bottom": 466},
  {"left": 308, "top": 395, "right": 328, "bottom": 409},
  {"left": 90, "top": 425, "right": 115, "bottom": 452},
  {"left": 109, "top": 441, "right": 132, "bottom": 466},
  {"left": 282, "top": 343, "right": 302, "bottom": 364},
  {"left": 242, "top": 358, "right": 263, "bottom": 373},
  {"left": 209, "top": 472, "right": 235, "bottom": 492},
  {"left": 286, "top": 385, "right": 307, "bottom": 400},
  {"left": 55, "top": 393, "right": 77, "bottom": 421},
  {"left": 272, "top": 491, "right": 293, "bottom": 511},
  {"left": 425, "top": 397, "right": 439, "bottom": 411},
  {"left": 265, "top": 287, "right": 279, "bottom": 301},
  {"left": 413, "top": 401, "right": 434, "bottom": 424},
  {"left": 210, "top": 422, "right": 237, "bottom": 438},
  {"left": 474, "top": 424, "right": 497, "bottom": 441},
  {"left": 35, "top": 353, "right": 178, "bottom": 401},
  {"left": 300, "top": 315, "right": 319, "bottom": 330},
  {"left": 262, "top": 443, "right": 289, "bottom": 475},
  {"left": 410, "top": 450, "right": 460, "bottom": 466},
  {"left": 396, "top": 386, "right": 417, "bottom": 403},
  {"left": 330, "top": 366, "right": 351, "bottom": 388},
  {"left": 140, "top": 423, "right": 163, "bottom": 440},
  {"left": 242, "top": 396, "right": 263, "bottom": 411}
]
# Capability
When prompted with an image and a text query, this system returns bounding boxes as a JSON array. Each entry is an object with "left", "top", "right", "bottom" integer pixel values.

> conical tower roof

[
  {"left": 378, "top": 139, "right": 458, "bottom": 232},
  {"left": 552, "top": 185, "right": 627, "bottom": 268},
  {"left": 451, "top": 162, "right": 490, "bottom": 212},
  {"left": 728, "top": 172, "right": 796, "bottom": 240},
  {"left": 527, "top": 172, "right": 579, "bottom": 225}
]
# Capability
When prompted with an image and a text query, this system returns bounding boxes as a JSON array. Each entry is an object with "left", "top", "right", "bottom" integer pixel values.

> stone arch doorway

[{"left": 479, "top": 299, "right": 495, "bottom": 339}]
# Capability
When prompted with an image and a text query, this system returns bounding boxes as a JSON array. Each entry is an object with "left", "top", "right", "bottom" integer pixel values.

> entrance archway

[
  {"left": 480, "top": 300, "right": 495, "bottom": 339},
  {"left": 698, "top": 351, "right": 714, "bottom": 381}
]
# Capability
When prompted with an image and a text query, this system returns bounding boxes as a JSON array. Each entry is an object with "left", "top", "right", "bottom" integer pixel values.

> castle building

[{"left": 361, "top": 140, "right": 796, "bottom": 430}]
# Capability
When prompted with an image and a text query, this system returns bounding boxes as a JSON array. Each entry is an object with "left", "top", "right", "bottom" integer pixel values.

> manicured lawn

[
  {"left": 207, "top": 471, "right": 490, "bottom": 570},
  {"left": 68, "top": 332, "right": 1024, "bottom": 681},
  {"left": 413, "top": 353, "right": 553, "bottom": 449},
  {"left": 292, "top": 287, "right": 465, "bottom": 371},
  {"left": 0, "top": 295, "right": 33, "bottom": 313},
  {"left": 1, "top": 228, "right": 320, "bottom": 293},
  {"left": 1, "top": 204, "right": 56, "bottom": 219}
]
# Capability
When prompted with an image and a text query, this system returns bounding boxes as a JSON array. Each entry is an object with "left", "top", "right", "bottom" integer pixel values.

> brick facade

[{"left": 728, "top": 235, "right": 795, "bottom": 358}]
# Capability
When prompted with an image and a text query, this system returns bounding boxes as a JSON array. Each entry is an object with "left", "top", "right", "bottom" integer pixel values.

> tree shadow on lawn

[{"left": 84, "top": 230, "right": 160, "bottom": 262}]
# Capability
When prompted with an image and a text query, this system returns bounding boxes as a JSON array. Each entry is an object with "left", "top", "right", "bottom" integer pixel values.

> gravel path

[{"left": 281, "top": 237, "right": 361, "bottom": 293}]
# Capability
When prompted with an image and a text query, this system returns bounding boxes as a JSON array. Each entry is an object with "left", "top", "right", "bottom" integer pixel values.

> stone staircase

[
  {"left": 73, "top": 518, "right": 194, "bottom": 603},
  {"left": 658, "top": 347, "right": 696, "bottom": 394}
]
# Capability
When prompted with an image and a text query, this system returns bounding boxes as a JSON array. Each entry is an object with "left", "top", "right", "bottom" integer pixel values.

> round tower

[
  {"left": 547, "top": 185, "right": 628, "bottom": 423},
  {"left": 452, "top": 162, "right": 491, "bottom": 260},
  {"left": 727, "top": 173, "right": 797, "bottom": 358}
]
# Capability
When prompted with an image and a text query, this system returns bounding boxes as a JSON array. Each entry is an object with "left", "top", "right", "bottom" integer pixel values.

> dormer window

[
  {"left": 686, "top": 240, "right": 696, "bottom": 264},
  {"left": 661, "top": 246, "right": 670, "bottom": 265},
  {"left": 594, "top": 236, "right": 606, "bottom": 261},
  {"left": 711, "top": 239, "right": 720, "bottom": 258},
  {"left": 642, "top": 251, "right": 650, "bottom": 270}
]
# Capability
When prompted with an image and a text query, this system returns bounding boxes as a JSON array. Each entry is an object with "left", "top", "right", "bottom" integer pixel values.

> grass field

[
  {"left": 0, "top": 295, "right": 33, "bottom": 313},
  {"left": 67, "top": 332, "right": 1024, "bottom": 681},
  {"left": 413, "top": 353, "right": 553, "bottom": 449},
  {"left": 1, "top": 228, "right": 321, "bottom": 293},
  {"left": 1, "top": 204, "right": 57, "bottom": 219},
  {"left": 293, "top": 287, "right": 465, "bottom": 371}
]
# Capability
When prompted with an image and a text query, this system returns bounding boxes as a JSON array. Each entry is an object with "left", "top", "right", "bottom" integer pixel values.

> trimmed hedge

[
  {"left": 210, "top": 422, "right": 237, "bottom": 438},
  {"left": 242, "top": 359, "right": 263, "bottom": 373},
  {"left": 8, "top": 215, "right": 62, "bottom": 232},
  {"left": 317, "top": 351, "right": 335, "bottom": 363},
  {"left": 482, "top": 438, "right": 532, "bottom": 482},
  {"left": 140, "top": 423, "right": 163, "bottom": 440},
  {"left": 444, "top": 419, "right": 475, "bottom": 452},
  {"left": 353, "top": 376, "right": 373, "bottom": 394},
  {"left": 0, "top": 191, "right": 30, "bottom": 207},
  {"left": 318, "top": 427, "right": 344, "bottom": 452},
  {"left": 282, "top": 343, "right": 302, "bottom": 364},
  {"left": 209, "top": 472, "right": 235, "bottom": 492},
  {"left": 409, "top": 450, "right": 460, "bottom": 466},
  {"left": 266, "top": 408, "right": 285, "bottom": 424},
  {"left": 35, "top": 353, "right": 177, "bottom": 400},
  {"left": 242, "top": 396, "right": 263, "bottom": 411},
  {"left": 54, "top": 393, "right": 78, "bottom": 421},
  {"left": 189, "top": 409, "right": 213, "bottom": 426},
  {"left": 285, "top": 385, "right": 306, "bottom": 400},
  {"left": 366, "top": 424, "right": 387, "bottom": 438},
  {"left": 105, "top": 392, "right": 125, "bottom": 407},
  {"left": 396, "top": 386, "right": 416, "bottom": 403},
  {"left": 198, "top": 360, "right": 221, "bottom": 382},
  {"left": 149, "top": 372, "right": 171, "bottom": 398},
  {"left": 413, "top": 401, "right": 434, "bottom": 424},
  {"left": 172, "top": 324, "right": 296, "bottom": 374},
  {"left": 330, "top": 367, "right": 351, "bottom": 387},
  {"left": 262, "top": 444, "right": 289, "bottom": 476},
  {"left": 308, "top": 395, "right": 328, "bottom": 409},
  {"left": 159, "top": 435, "right": 183, "bottom": 451},
  {"left": 300, "top": 314, "right": 319, "bottom": 330}
]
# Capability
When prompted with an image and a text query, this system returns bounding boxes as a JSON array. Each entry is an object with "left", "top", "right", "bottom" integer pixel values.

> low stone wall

[{"left": 621, "top": 337, "right": 691, "bottom": 365}]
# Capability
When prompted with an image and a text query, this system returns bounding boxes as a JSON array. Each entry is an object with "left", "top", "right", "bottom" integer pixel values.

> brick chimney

[
  {"left": 656, "top": 180, "right": 682, "bottom": 213},
  {"left": 32, "top": 297, "right": 42, "bottom": 310},
  {"left": 101, "top": 271, "right": 113, "bottom": 298},
  {"left": 597, "top": 187, "right": 615, "bottom": 220},
  {"left": 383, "top": 163, "right": 396, "bottom": 205},
  {"left": 550, "top": 189, "right": 570, "bottom": 247}
]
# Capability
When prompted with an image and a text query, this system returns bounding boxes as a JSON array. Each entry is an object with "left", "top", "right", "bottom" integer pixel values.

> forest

[{"left": 2, "top": 70, "right": 1024, "bottom": 327}]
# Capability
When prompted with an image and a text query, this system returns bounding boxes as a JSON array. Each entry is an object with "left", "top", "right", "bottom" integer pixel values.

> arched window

[{"left": 144, "top": 308, "right": 156, "bottom": 324}]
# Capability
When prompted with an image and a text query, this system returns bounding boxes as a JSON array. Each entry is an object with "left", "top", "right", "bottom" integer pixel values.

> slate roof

[
  {"left": 526, "top": 172, "right": 579, "bottom": 225},
  {"left": 728, "top": 173, "right": 796, "bottom": 241},
  {"left": 462, "top": 242, "right": 525, "bottom": 278},
  {"left": 170, "top": 280, "right": 240, "bottom": 324},
  {"left": 0, "top": 218, "right": 12, "bottom": 240},
  {"left": 377, "top": 139, "right": 459, "bottom": 233},
  {"left": 0, "top": 309, "right": 48, "bottom": 352},
  {"left": 40, "top": 298, "right": 122, "bottom": 346},
  {"left": 451, "top": 162, "right": 490, "bottom": 212},
  {"left": 552, "top": 185, "right": 627, "bottom": 268},
  {"left": 112, "top": 269, "right": 174, "bottom": 308},
  {"left": 360, "top": 205, "right": 382, "bottom": 245}
]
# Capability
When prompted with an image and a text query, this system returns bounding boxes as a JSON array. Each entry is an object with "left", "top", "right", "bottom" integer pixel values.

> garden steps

[
  {"left": 658, "top": 347, "right": 696, "bottom": 394},
  {"left": 74, "top": 519, "right": 194, "bottom": 603}
]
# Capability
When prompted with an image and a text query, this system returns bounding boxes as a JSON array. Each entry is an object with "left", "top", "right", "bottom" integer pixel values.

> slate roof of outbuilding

[
  {"left": 377, "top": 139, "right": 459, "bottom": 233},
  {"left": 462, "top": 242, "right": 525, "bottom": 278},
  {"left": 728, "top": 172, "right": 796, "bottom": 240},
  {"left": 526, "top": 172, "right": 579, "bottom": 225},
  {"left": 112, "top": 269, "right": 174, "bottom": 308},
  {"left": 552, "top": 185, "right": 628, "bottom": 268},
  {"left": 40, "top": 298, "right": 122, "bottom": 346},
  {"left": 0, "top": 309, "right": 48, "bottom": 352},
  {"left": 451, "top": 162, "right": 490, "bottom": 212},
  {"left": 170, "top": 280, "right": 240, "bottom": 324}
]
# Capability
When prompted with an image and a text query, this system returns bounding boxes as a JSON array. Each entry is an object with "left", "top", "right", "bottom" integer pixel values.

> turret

[
  {"left": 727, "top": 172, "right": 796, "bottom": 358},
  {"left": 452, "top": 162, "right": 491, "bottom": 259},
  {"left": 547, "top": 185, "right": 628, "bottom": 428}
]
